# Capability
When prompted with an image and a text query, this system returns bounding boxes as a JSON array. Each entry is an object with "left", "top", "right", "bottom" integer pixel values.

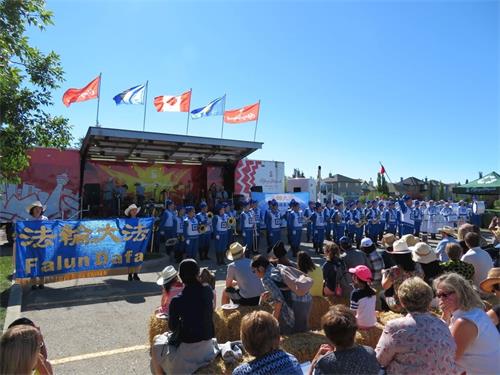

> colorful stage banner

[
  {"left": 15, "top": 218, "right": 154, "bottom": 284},
  {"left": 250, "top": 192, "right": 310, "bottom": 226}
]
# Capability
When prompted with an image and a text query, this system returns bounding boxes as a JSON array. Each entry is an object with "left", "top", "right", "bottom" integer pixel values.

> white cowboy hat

[
  {"left": 392, "top": 239, "right": 412, "bottom": 254},
  {"left": 438, "top": 226, "right": 456, "bottom": 237},
  {"left": 226, "top": 242, "right": 245, "bottom": 261},
  {"left": 26, "top": 201, "right": 46, "bottom": 214},
  {"left": 124, "top": 204, "right": 141, "bottom": 217},
  {"left": 156, "top": 265, "right": 178, "bottom": 286},
  {"left": 401, "top": 234, "right": 419, "bottom": 247},
  {"left": 410, "top": 242, "right": 438, "bottom": 264}
]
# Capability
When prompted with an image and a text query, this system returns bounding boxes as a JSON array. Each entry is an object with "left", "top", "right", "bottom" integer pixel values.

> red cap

[{"left": 348, "top": 265, "right": 372, "bottom": 282}]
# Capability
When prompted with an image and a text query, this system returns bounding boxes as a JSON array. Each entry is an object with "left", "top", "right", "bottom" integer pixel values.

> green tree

[
  {"left": 0, "top": 0, "right": 71, "bottom": 183},
  {"left": 376, "top": 173, "right": 382, "bottom": 192},
  {"left": 381, "top": 174, "right": 389, "bottom": 195},
  {"left": 438, "top": 181, "right": 445, "bottom": 200}
]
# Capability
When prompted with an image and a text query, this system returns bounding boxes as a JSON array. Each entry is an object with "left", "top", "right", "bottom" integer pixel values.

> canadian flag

[{"left": 154, "top": 90, "right": 191, "bottom": 112}]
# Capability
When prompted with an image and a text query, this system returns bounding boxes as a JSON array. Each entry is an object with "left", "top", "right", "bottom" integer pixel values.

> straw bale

[
  {"left": 308, "top": 296, "right": 333, "bottom": 331},
  {"left": 354, "top": 323, "right": 384, "bottom": 349},
  {"left": 148, "top": 314, "right": 169, "bottom": 346},
  {"left": 377, "top": 311, "right": 404, "bottom": 326},
  {"left": 194, "top": 354, "right": 253, "bottom": 375},
  {"left": 213, "top": 304, "right": 272, "bottom": 343},
  {"left": 281, "top": 331, "right": 330, "bottom": 363}
]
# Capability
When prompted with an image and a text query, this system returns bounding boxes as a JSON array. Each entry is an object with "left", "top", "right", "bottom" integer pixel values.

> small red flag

[
  {"left": 380, "top": 165, "right": 386, "bottom": 174},
  {"left": 224, "top": 102, "right": 260, "bottom": 124},
  {"left": 62, "top": 76, "right": 100, "bottom": 107}
]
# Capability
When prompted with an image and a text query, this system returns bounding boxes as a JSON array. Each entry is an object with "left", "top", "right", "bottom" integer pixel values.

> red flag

[
  {"left": 224, "top": 102, "right": 260, "bottom": 124},
  {"left": 62, "top": 76, "right": 100, "bottom": 107},
  {"left": 154, "top": 91, "right": 191, "bottom": 112},
  {"left": 380, "top": 165, "right": 386, "bottom": 174}
]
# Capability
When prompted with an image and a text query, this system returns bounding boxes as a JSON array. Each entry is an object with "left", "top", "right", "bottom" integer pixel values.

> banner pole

[
  {"left": 221, "top": 94, "right": 226, "bottom": 138},
  {"left": 96, "top": 73, "right": 102, "bottom": 127},
  {"left": 379, "top": 161, "right": 393, "bottom": 184},
  {"left": 253, "top": 100, "right": 260, "bottom": 141},
  {"left": 186, "top": 88, "right": 192, "bottom": 135},
  {"left": 142, "top": 81, "right": 148, "bottom": 132}
]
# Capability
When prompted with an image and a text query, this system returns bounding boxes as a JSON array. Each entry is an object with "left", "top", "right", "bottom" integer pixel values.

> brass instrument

[
  {"left": 165, "top": 237, "right": 179, "bottom": 246},
  {"left": 198, "top": 224, "right": 207, "bottom": 234},
  {"left": 355, "top": 219, "right": 367, "bottom": 228},
  {"left": 228, "top": 216, "right": 236, "bottom": 226},
  {"left": 335, "top": 213, "right": 342, "bottom": 224},
  {"left": 207, "top": 211, "right": 214, "bottom": 219}
]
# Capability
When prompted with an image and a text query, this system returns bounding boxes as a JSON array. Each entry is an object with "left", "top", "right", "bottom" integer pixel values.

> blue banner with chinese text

[{"left": 15, "top": 218, "right": 154, "bottom": 284}]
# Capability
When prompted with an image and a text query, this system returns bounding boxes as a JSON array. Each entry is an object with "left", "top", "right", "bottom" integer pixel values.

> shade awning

[
  {"left": 453, "top": 172, "right": 500, "bottom": 194},
  {"left": 80, "top": 127, "right": 263, "bottom": 164}
]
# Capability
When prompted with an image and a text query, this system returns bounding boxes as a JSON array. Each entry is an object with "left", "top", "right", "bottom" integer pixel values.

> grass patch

[{"left": 0, "top": 249, "right": 13, "bottom": 332}]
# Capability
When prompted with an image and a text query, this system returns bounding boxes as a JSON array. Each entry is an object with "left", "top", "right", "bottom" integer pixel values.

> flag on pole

[
  {"left": 190, "top": 96, "right": 225, "bottom": 119},
  {"left": 113, "top": 84, "right": 146, "bottom": 105},
  {"left": 380, "top": 164, "right": 386, "bottom": 175},
  {"left": 154, "top": 91, "right": 191, "bottom": 112},
  {"left": 224, "top": 102, "right": 260, "bottom": 124},
  {"left": 62, "top": 76, "right": 100, "bottom": 107}
]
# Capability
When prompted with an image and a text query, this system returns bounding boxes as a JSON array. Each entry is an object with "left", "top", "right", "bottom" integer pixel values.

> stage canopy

[
  {"left": 453, "top": 172, "right": 500, "bottom": 195},
  {"left": 80, "top": 127, "right": 263, "bottom": 164}
]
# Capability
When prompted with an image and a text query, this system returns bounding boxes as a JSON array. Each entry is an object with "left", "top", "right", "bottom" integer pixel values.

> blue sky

[{"left": 28, "top": 0, "right": 499, "bottom": 183}]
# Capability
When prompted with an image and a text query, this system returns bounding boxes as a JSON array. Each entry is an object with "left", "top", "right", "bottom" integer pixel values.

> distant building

[{"left": 323, "top": 174, "right": 363, "bottom": 200}]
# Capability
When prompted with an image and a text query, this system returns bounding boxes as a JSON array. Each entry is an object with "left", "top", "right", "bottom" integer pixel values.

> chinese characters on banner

[{"left": 15, "top": 218, "right": 154, "bottom": 284}]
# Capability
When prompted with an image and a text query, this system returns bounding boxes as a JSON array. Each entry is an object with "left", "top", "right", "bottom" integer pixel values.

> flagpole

[
  {"left": 142, "top": 81, "right": 148, "bottom": 132},
  {"left": 186, "top": 88, "right": 192, "bottom": 135},
  {"left": 379, "top": 161, "right": 393, "bottom": 184},
  {"left": 220, "top": 94, "right": 226, "bottom": 138},
  {"left": 253, "top": 100, "right": 260, "bottom": 141},
  {"left": 96, "top": 72, "right": 102, "bottom": 127}
]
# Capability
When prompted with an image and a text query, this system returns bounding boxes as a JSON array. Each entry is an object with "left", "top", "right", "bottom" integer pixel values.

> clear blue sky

[{"left": 28, "top": 0, "right": 499, "bottom": 184}]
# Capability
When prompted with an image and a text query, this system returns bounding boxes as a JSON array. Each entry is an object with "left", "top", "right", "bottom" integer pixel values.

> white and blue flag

[
  {"left": 190, "top": 96, "right": 225, "bottom": 119},
  {"left": 113, "top": 84, "right": 146, "bottom": 105}
]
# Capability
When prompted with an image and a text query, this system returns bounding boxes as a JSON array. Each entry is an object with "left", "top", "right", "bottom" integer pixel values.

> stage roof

[{"left": 80, "top": 127, "right": 263, "bottom": 164}]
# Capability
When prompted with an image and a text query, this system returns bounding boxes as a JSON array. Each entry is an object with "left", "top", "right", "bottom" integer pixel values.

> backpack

[{"left": 278, "top": 265, "right": 313, "bottom": 296}]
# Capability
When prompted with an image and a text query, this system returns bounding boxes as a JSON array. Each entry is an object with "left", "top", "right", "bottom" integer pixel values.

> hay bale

[
  {"left": 377, "top": 311, "right": 403, "bottom": 326},
  {"left": 281, "top": 331, "right": 330, "bottom": 363},
  {"left": 309, "top": 296, "right": 333, "bottom": 331},
  {"left": 213, "top": 304, "right": 273, "bottom": 343},
  {"left": 354, "top": 323, "right": 384, "bottom": 349},
  {"left": 148, "top": 314, "right": 169, "bottom": 346},
  {"left": 194, "top": 354, "right": 253, "bottom": 375}
]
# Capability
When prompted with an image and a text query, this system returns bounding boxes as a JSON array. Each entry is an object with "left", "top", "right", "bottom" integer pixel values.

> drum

[{"left": 473, "top": 201, "right": 485, "bottom": 215}]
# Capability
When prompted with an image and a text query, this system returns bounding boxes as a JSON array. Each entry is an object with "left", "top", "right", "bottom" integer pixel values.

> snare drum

[{"left": 473, "top": 201, "right": 485, "bottom": 215}]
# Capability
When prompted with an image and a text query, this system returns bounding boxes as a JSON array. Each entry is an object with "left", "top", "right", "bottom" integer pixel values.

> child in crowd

[
  {"left": 348, "top": 265, "right": 377, "bottom": 329},
  {"left": 199, "top": 267, "right": 217, "bottom": 309},
  {"left": 155, "top": 266, "right": 184, "bottom": 318}
]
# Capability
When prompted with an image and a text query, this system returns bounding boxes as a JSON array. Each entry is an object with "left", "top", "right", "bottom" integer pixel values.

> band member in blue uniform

[
  {"left": 310, "top": 202, "right": 326, "bottom": 254},
  {"left": 264, "top": 200, "right": 273, "bottom": 250},
  {"left": 354, "top": 200, "right": 365, "bottom": 248},
  {"left": 196, "top": 202, "right": 211, "bottom": 260},
  {"left": 457, "top": 200, "right": 469, "bottom": 227},
  {"left": 285, "top": 200, "right": 294, "bottom": 246},
  {"left": 250, "top": 199, "right": 261, "bottom": 251},
  {"left": 287, "top": 200, "right": 304, "bottom": 257},
  {"left": 212, "top": 203, "right": 229, "bottom": 265},
  {"left": 345, "top": 201, "right": 357, "bottom": 245},
  {"left": 385, "top": 200, "right": 398, "bottom": 234},
  {"left": 412, "top": 200, "right": 423, "bottom": 236},
  {"left": 174, "top": 205, "right": 186, "bottom": 263},
  {"left": 440, "top": 201, "right": 453, "bottom": 224},
  {"left": 304, "top": 201, "right": 315, "bottom": 242},
  {"left": 324, "top": 201, "right": 333, "bottom": 241},
  {"left": 365, "top": 200, "right": 378, "bottom": 243},
  {"left": 240, "top": 200, "right": 255, "bottom": 256},
  {"left": 183, "top": 206, "right": 199, "bottom": 259},
  {"left": 225, "top": 202, "right": 236, "bottom": 244},
  {"left": 158, "top": 199, "right": 176, "bottom": 255},
  {"left": 398, "top": 194, "right": 415, "bottom": 236},
  {"left": 332, "top": 201, "right": 346, "bottom": 243},
  {"left": 426, "top": 200, "right": 439, "bottom": 239},
  {"left": 377, "top": 201, "right": 386, "bottom": 240},
  {"left": 265, "top": 199, "right": 282, "bottom": 252}
]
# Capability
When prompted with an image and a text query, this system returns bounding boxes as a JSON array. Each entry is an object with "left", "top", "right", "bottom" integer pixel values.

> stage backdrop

[{"left": 15, "top": 218, "right": 153, "bottom": 284}]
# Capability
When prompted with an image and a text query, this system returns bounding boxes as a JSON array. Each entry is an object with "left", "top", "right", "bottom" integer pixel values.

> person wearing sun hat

[
  {"left": 480, "top": 268, "right": 500, "bottom": 332},
  {"left": 381, "top": 239, "right": 424, "bottom": 313},
  {"left": 125, "top": 204, "right": 142, "bottom": 281},
  {"left": 410, "top": 242, "right": 442, "bottom": 284},
  {"left": 435, "top": 226, "right": 458, "bottom": 261},
  {"left": 221, "top": 242, "right": 263, "bottom": 306},
  {"left": 155, "top": 265, "right": 184, "bottom": 318},
  {"left": 26, "top": 201, "right": 48, "bottom": 289}
]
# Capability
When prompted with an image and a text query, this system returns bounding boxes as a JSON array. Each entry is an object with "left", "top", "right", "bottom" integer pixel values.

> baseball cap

[
  {"left": 360, "top": 237, "right": 373, "bottom": 248},
  {"left": 349, "top": 265, "right": 373, "bottom": 282}
]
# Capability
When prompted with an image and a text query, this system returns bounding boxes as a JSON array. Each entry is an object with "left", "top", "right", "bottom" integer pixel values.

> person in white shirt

[{"left": 461, "top": 232, "right": 494, "bottom": 290}]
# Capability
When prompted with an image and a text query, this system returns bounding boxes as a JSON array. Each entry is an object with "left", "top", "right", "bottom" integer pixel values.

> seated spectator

[
  {"left": 233, "top": 311, "right": 302, "bottom": 375},
  {"left": 0, "top": 324, "right": 48, "bottom": 375},
  {"left": 310, "top": 305, "right": 380, "bottom": 375},
  {"left": 151, "top": 259, "right": 217, "bottom": 374},
  {"left": 359, "top": 238, "right": 384, "bottom": 290},
  {"left": 376, "top": 277, "right": 457, "bottom": 375},
  {"left": 435, "top": 226, "right": 458, "bottom": 261},
  {"left": 462, "top": 232, "right": 494, "bottom": 290},
  {"left": 322, "top": 241, "right": 348, "bottom": 300},
  {"left": 381, "top": 239, "right": 424, "bottom": 313},
  {"left": 297, "top": 251, "right": 323, "bottom": 297},
  {"left": 155, "top": 266, "right": 184, "bottom": 318},
  {"left": 269, "top": 241, "right": 297, "bottom": 268},
  {"left": 222, "top": 242, "right": 263, "bottom": 306},
  {"left": 348, "top": 266, "right": 376, "bottom": 329},
  {"left": 410, "top": 242, "right": 442, "bottom": 285},
  {"left": 435, "top": 272, "right": 500, "bottom": 375},
  {"left": 480, "top": 267, "right": 500, "bottom": 332},
  {"left": 440, "top": 242, "right": 475, "bottom": 280},
  {"left": 251, "top": 255, "right": 295, "bottom": 334}
]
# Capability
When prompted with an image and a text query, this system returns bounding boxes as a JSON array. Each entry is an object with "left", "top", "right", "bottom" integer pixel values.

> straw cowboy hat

[
  {"left": 480, "top": 267, "right": 500, "bottom": 293},
  {"left": 226, "top": 242, "right": 245, "bottom": 261},
  {"left": 26, "top": 201, "right": 46, "bottom": 214},
  {"left": 156, "top": 265, "right": 178, "bottom": 286},
  {"left": 124, "top": 204, "right": 141, "bottom": 216},
  {"left": 392, "top": 239, "right": 412, "bottom": 254},
  {"left": 438, "top": 226, "right": 456, "bottom": 237},
  {"left": 401, "top": 234, "right": 419, "bottom": 247},
  {"left": 410, "top": 242, "right": 438, "bottom": 264},
  {"left": 381, "top": 233, "right": 397, "bottom": 248}
]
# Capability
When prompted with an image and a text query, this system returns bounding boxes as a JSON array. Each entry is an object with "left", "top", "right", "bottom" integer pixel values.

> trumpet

[
  {"left": 228, "top": 216, "right": 236, "bottom": 226},
  {"left": 198, "top": 224, "right": 207, "bottom": 234},
  {"left": 355, "top": 219, "right": 367, "bottom": 228},
  {"left": 207, "top": 211, "right": 214, "bottom": 219}
]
